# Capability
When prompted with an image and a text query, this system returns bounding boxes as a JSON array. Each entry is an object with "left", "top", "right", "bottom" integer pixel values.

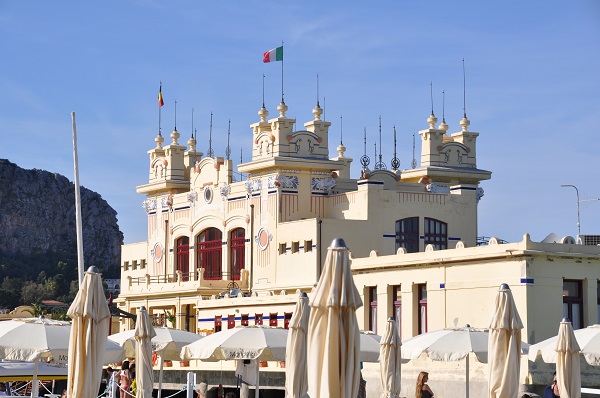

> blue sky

[{"left": 2, "top": 1, "right": 599, "bottom": 245}]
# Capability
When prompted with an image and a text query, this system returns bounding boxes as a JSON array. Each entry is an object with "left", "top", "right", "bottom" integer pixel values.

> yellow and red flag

[{"left": 158, "top": 84, "right": 164, "bottom": 107}]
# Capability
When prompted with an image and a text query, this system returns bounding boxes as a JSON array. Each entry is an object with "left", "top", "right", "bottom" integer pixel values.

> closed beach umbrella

[
  {"left": 109, "top": 325, "right": 202, "bottom": 398},
  {"left": 556, "top": 319, "right": 581, "bottom": 398},
  {"left": 135, "top": 306, "right": 157, "bottom": 398},
  {"left": 66, "top": 265, "right": 111, "bottom": 398},
  {"left": 285, "top": 292, "right": 310, "bottom": 398},
  {"left": 528, "top": 319, "right": 581, "bottom": 398},
  {"left": 380, "top": 318, "right": 401, "bottom": 398},
  {"left": 307, "top": 238, "right": 363, "bottom": 398},
  {"left": 487, "top": 283, "right": 523, "bottom": 398}
]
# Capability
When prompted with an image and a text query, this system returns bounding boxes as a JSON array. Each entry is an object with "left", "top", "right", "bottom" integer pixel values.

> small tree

[{"left": 164, "top": 310, "right": 176, "bottom": 328}]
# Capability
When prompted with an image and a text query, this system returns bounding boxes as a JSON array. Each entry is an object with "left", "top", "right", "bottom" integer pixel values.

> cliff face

[{"left": 0, "top": 159, "right": 123, "bottom": 279}]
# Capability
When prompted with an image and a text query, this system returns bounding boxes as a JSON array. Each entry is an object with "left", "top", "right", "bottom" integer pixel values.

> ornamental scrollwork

[
  {"left": 142, "top": 199, "right": 157, "bottom": 213},
  {"left": 311, "top": 177, "right": 336, "bottom": 192}
]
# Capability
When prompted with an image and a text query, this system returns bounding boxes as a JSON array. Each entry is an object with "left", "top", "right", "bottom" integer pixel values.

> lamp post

[{"left": 561, "top": 184, "right": 581, "bottom": 237}]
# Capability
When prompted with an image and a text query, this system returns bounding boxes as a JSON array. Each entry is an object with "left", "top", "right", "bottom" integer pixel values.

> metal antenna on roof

[{"left": 340, "top": 115, "right": 343, "bottom": 145}]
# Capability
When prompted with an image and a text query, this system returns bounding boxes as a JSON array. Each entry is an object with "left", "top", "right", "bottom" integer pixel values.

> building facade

[{"left": 117, "top": 99, "right": 600, "bottom": 396}]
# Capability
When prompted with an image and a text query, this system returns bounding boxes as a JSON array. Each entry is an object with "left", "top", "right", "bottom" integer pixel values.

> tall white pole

[{"left": 72, "top": 112, "right": 85, "bottom": 285}]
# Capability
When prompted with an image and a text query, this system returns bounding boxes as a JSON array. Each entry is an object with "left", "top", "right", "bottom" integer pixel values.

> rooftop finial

[
  {"left": 430, "top": 81, "right": 435, "bottom": 116},
  {"left": 463, "top": 58, "right": 467, "bottom": 118},
  {"left": 191, "top": 108, "right": 194, "bottom": 139},
  {"left": 316, "top": 73, "right": 320, "bottom": 107}
]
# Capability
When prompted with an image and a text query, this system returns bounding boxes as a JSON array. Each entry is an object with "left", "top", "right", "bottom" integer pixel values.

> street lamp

[{"left": 561, "top": 184, "right": 581, "bottom": 237}]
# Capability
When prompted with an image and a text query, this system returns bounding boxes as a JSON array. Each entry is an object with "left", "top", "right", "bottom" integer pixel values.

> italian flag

[
  {"left": 263, "top": 46, "right": 283, "bottom": 63},
  {"left": 158, "top": 84, "right": 164, "bottom": 107}
]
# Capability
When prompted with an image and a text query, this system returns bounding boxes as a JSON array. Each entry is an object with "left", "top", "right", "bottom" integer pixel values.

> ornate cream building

[{"left": 117, "top": 98, "right": 600, "bottom": 397}]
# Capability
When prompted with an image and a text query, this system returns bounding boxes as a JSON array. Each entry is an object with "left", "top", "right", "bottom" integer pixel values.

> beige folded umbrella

[
  {"left": 380, "top": 318, "right": 401, "bottom": 398},
  {"left": 307, "top": 238, "right": 363, "bottom": 398},
  {"left": 135, "top": 306, "right": 157, "bottom": 398},
  {"left": 285, "top": 292, "right": 310, "bottom": 398},
  {"left": 528, "top": 319, "right": 581, "bottom": 398},
  {"left": 487, "top": 283, "right": 523, "bottom": 398},
  {"left": 67, "top": 265, "right": 111, "bottom": 398}
]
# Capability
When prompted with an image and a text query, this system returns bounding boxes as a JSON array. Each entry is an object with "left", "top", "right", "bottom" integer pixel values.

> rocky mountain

[{"left": 0, "top": 159, "right": 123, "bottom": 282}]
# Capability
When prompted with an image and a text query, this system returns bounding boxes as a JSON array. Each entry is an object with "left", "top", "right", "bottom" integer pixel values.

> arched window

[
  {"left": 395, "top": 217, "right": 419, "bottom": 253},
  {"left": 424, "top": 217, "right": 447, "bottom": 250},
  {"left": 176, "top": 236, "right": 190, "bottom": 281},
  {"left": 229, "top": 228, "right": 245, "bottom": 280},
  {"left": 197, "top": 228, "right": 222, "bottom": 280}
]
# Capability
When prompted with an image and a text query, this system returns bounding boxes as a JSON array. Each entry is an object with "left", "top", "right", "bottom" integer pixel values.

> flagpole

[
  {"left": 71, "top": 112, "right": 85, "bottom": 286},
  {"left": 159, "top": 81, "right": 163, "bottom": 134},
  {"left": 281, "top": 40, "right": 284, "bottom": 103}
]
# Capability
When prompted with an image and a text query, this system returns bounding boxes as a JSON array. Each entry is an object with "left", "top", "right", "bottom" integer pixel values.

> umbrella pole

[
  {"left": 158, "top": 356, "right": 164, "bottom": 398},
  {"left": 31, "top": 361, "right": 39, "bottom": 398},
  {"left": 465, "top": 354, "right": 469, "bottom": 398},
  {"left": 254, "top": 362, "right": 260, "bottom": 398}
]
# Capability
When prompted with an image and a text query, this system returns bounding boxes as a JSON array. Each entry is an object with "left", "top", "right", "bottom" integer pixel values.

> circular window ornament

[
  {"left": 204, "top": 186, "right": 213, "bottom": 204},
  {"left": 256, "top": 227, "right": 271, "bottom": 251},
  {"left": 152, "top": 242, "right": 163, "bottom": 263}
]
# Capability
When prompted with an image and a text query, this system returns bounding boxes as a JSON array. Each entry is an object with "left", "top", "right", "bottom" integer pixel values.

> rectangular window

[
  {"left": 284, "top": 312, "right": 293, "bottom": 329},
  {"left": 140, "top": 259, "right": 146, "bottom": 269},
  {"left": 393, "top": 285, "right": 402, "bottom": 340},
  {"left": 395, "top": 217, "right": 419, "bottom": 253},
  {"left": 563, "top": 279, "right": 583, "bottom": 329},
  {"left": 304, "top": 240, "right": 313, "bottom": 252},
  {"left": 123, "top": 261, "right": 129, "bottom": 270},
  {"left": 132, "top": 260, "right": 138, "bottom": 270},
  {"left": 369, "top": 287, "right": 377, "bottom": 334},
  {"left": 279, "top": 243, "right": 287, "bottom": 254},
  {"left": 214, "top": 315, "right": 222, "bottom": 333},
  {"left": 418, "top": 284, "right": 428, "bottom": 334},
  {"left": 424, "top": 218, "right": 448, "bottom": 250},
  {"left": 269, "top": 313, "right": 278, "bottom": 327},
  {"left": 597, "top": 281, "right": 600, "bottom": 324},
  {"left": 228, "top": 315, "right": 235, "bottom": 329},
  {"left": 255, "top": 313, "right": 263, "bottom": 325},
  {"left": 241, "top": 314, "right": 249, "bottom": 326},
  {"left": 292, "top": 241, "right": 300, "bottom": 253}
]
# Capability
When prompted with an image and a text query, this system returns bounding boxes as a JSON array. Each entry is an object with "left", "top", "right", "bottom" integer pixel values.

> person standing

[
  {"left": 117, "top": 361, "right": 132, "bottom": 398},
  {"left": 416, "top": 371, "right": 434, "bottom": 398},
  {"left": 544, "top": 372, "right": 560, "bottom": 398},
  {"left": 106, "top": 367, "right": 116, "bottom": 398}
]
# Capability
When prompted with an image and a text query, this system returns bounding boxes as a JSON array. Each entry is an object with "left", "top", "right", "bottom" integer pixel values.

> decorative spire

[
  {"left": 391, "top": 125, "right": 400, "bottom": 170},
  {"left": 427, "top": 82, "right": 438, "bottom": 129},
  {"left": 461, "top": 59, "right": 470, "bottom": 132},
  {"left": 411, "top": 132, "right": 417, "bottom": 169},
  {"left": 360, "top": 127, "right": 370, "bottom": 171},
  {"left": 374, "top": 116, "right": 386, "bottom": 170},
  {"left": 225, "top": 119, "right": 231, "bottom": 160},
  {"left": 207, "top": 112, "right": 214, "bottom": 158},
  {"left": 439, "top": 90, "right": 449, "bottom": 131},
  {"left": 337, "top": 116, "right": 345, "bottom": 157},
  {"left": 170, "top": 99, "right": 179, "bottom": 144},
  {"left": 155, "top": 131, "right": 164, "bottom": 149},
  {"left": 188, "top": 132, "right": 196, "bottom": 152}
]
